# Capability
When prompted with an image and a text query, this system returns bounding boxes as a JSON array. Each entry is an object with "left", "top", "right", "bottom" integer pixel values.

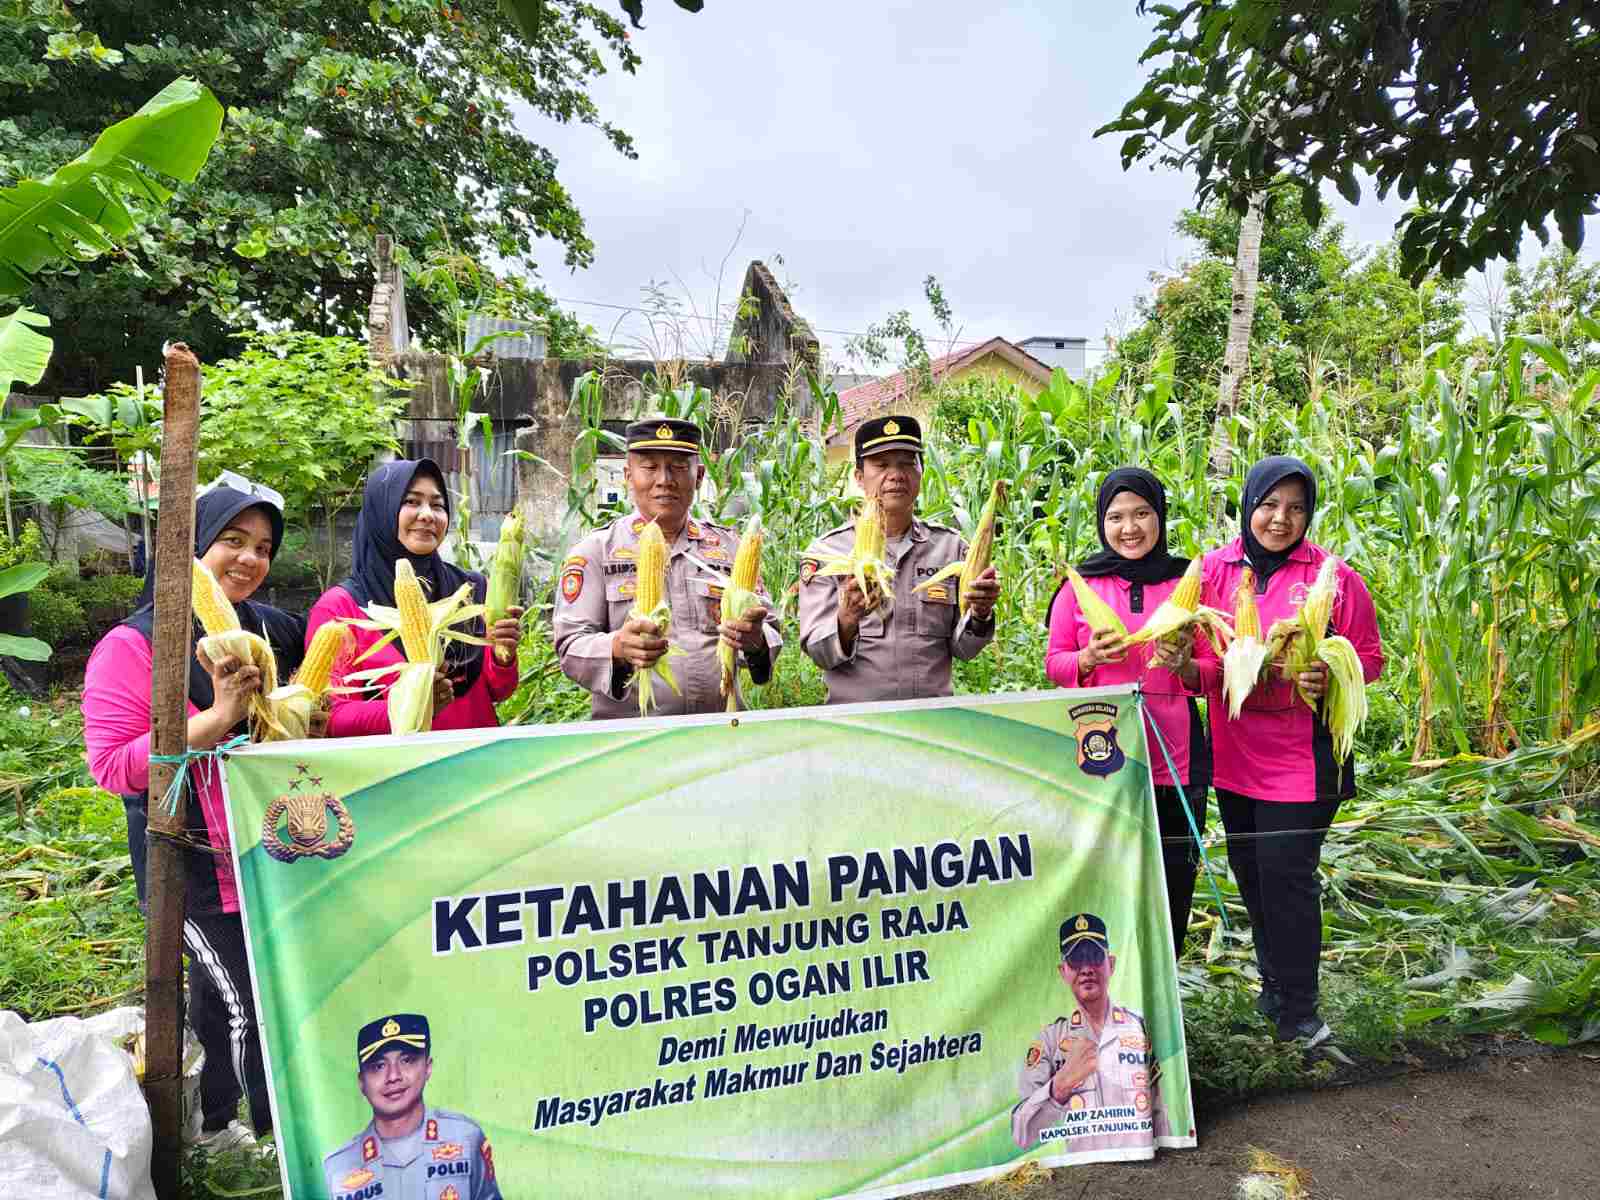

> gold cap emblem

[
  {"left": 1075, "top": 915, "right": 1088, "bottom": 932},
  {"left": 883, "top": 419, "right": 900, "bottom": 435},
  {"left": 656, "top": 424, "right": 672, "bottom": 439},
  {"left": 381, "top": 1018, "right": 400, "bottom": 1037}
]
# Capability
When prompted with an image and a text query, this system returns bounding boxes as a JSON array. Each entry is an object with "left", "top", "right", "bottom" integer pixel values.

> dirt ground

[{"left": 945, "top": 1048, "right": 1599, "bottom": 1200}]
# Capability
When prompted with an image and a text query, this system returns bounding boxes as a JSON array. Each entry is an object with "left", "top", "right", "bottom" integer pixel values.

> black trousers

[
  {"left": 1216, "top": 788, "right": 1340, "bottom": 1024},
  {"left": 1153, "top": 783, "right": 1207, "bottom": 956},
  {"left": 182, "top": 911, "right": 273, "bottom": 1134}
]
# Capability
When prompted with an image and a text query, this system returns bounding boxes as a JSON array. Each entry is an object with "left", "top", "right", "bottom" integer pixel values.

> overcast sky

[{"left": 524, "top": 2, "right": 1594, "bottom": 370}]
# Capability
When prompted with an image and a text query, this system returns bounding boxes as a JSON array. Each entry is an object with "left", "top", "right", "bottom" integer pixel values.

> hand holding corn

[
  {"left": 195, "top": 644, "right": 262, "bottom": 727},
  {"left": 612, "top": 615, "right": 669, "bottom": 670}
]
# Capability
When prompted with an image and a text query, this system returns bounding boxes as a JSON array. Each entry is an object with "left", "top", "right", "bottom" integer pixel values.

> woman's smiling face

[
  {"left": 199, "top": 508, "right": 274, "bottom": 604},
  {"left": 1102, "top": 490, "right": 1159, "bottom": 561},
  {"left": 1250, "top": 478, "right": 1310, "bottom": 553},
  {"left": 397, "top": 473, "right": 449, "bottom": 555}
]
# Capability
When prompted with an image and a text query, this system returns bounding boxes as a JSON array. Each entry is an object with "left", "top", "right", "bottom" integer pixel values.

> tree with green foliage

[
  {"left": 0, "top": 1, "right": 642, "bottom": 392},
  {"left": 1100, "top": 1, "right": 1600, "bottom": 280}
]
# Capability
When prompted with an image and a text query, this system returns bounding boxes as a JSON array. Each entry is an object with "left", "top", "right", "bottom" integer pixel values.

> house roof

[
  {"left": 832, "top": 336, "right": 1054, "bottom": 441},
  {"left": 1018, "top": 335, "right": 1087, "bottom": 346}
]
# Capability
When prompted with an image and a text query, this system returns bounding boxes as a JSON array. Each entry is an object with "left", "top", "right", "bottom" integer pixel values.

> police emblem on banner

[
  {"left": 261, "top": 771, "right": 355, "bottom": 863},
  {"left": 1068, "top": 701, "right": 1125, "bottom": 777}
]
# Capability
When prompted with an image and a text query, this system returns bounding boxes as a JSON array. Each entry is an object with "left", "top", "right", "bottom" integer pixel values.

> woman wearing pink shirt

[
  {"left": 1182, "top": 455, "right": 1383, "bottom": 1047},
  {"left": 307, "top": 459, "right": 521, "bottom": 736},
  {"left": 83, "top": 479, "right": 309, "bottom": 1151},
  {"left": 1046, "top": 467, "right": 1211, "bottom": 957}
]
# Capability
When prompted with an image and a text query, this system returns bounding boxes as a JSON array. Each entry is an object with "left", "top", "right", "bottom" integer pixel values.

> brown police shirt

[
  {"left": 797, "top": 517, "right": 994, "bottom": 704},
  {"left": 554, "top": 511, "right": 782, "bottom": 720}
]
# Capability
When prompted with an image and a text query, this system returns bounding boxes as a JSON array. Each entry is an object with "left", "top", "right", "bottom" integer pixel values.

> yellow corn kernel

[
  {"left": 295, "top": 620, "right": 350, "bottom": 696},
  {"left": 730, "top": 514, "right": 763, "bottom": 592},
  {"left": 635, "top": 521, "right": 668, "bottom": 614},
  {"left": 394, "top": 560, "right": 434, "bottom": 665},
  {"left": 1170, "top": 557, "right": 1203, "bottom": 612},
  {"left": 1233, "top": 568, "right": 1261, "bottom": 640},
  {"left": 855, "top": 497, "right": 886, "bottom": 564},
  {"left": 191, "top": 559, "right": 241, "bottom": 635}
]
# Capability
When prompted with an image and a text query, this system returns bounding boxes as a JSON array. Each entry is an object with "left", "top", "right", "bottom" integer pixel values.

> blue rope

[
  {"left": 1135, "top": 687, "right": 1229, "bottom": 930},
  {"left": 148, "top": 735, "right": 250, "bottom": 817}
]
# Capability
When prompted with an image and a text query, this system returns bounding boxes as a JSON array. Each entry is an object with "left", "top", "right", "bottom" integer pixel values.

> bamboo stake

[{"left": 144, "top": 343, "right": 201, "bottom": 1200}]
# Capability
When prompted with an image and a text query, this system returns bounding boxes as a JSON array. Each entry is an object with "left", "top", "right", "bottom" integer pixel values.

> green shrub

[
  {"left": 70, "top": 573, "right": 145, "bottom": 626},
  {"left": 25, "top": 587, "right": 87, "bottom": 647}
]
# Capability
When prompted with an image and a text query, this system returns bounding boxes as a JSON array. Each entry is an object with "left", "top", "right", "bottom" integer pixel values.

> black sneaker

[
  {"left": 1275, "top": 1015, "right": 1333, "bottom": 1047},
  {"left": 1255, "top": 987, "right": 1283, "bottom": 1021}
]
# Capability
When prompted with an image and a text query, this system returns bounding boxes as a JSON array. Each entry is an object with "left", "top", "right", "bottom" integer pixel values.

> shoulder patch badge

[
  {"left": 561, "top": 560, "right": 585, "bottom": 603},
  {"left": 1025, "top": 1041, "right": 1042, "bottom": 1068},
  {"left": 481, "top": 1138, "right": 495, "bottom": 1180},
  {"left": 799, "top": 559, "right": 820, "bottom": 585}
]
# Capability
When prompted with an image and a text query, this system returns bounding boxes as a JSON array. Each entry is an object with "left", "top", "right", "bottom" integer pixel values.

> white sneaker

[{"left": 195, "top": 1120, "right": 259, "bottom": 1154}]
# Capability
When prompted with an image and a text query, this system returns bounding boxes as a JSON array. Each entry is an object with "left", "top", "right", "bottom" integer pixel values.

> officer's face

[
  {"left": 1059, "top": 946, "right": 1115, "bottom": 1008},
  {"left": 625, "top": 451, "right": 702, "bottom": 529},
  {"left": 358, "top": 1048, "right": 432, "bottom": 1121},
  {"left": 855, "top": 450, "right": 922, "bottom": 522}
]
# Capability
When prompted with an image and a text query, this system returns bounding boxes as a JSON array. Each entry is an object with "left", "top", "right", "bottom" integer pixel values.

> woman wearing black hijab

[
  {"left": 83, "top": 479, "right": 309, "bottom": 1151},
  {"left": 308, "top": 459, "right": 521, "bottom": 735},
  {"left": 1176, "top": 456, "right": 1385, "bottom": 1047},
  {"left": 1045, "top": 467, "right": 1212, "bottom": 956}
]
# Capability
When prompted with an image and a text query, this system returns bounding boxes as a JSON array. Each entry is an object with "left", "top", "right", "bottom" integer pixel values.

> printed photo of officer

[
  {"left": 1011, "top": 913, "right": 1169, "bottom": 1152},
  {"left": 323, "top": 1013, "right": 503, "bottom": 1200}
]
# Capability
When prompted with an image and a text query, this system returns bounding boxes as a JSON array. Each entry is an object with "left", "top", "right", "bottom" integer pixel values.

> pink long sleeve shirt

[
  {"left": 306, "top": 586, "right": 518, "bottom": 737},
  {"left": 1046, "top": 572, "right": 1206, "bottom": 788},
  {"left": 82, "top": 626, "right": 240, "bottom": 913},
  {"left": 1193, "top": 538, "right": 1384, "bottom": 803}
]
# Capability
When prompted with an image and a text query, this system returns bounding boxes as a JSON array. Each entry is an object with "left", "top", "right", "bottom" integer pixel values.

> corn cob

[
  {"left": 1221, "top": 568, "right": 1269, "bottom": 718},
  {"left": 810, "top": 495, "right": 897, "bottom": 613},
  {"left": 1122, "top": 557, "right": 1235, "bottom": 655},
  {"left": 191, "top": 558, "right": 281, "bottom": 737},
  {"left": 1063, "top": 565, "right": 1129, "bottom": 638},
  {"left": 913, "top": 479, "right": 1005, "bottom": 615},
  {"left": 1262, "top": 555, "right": 1369, "bottom": 761},
  {"left": 486, "top": 509, "right": 525, "bottom": 663},
  {"left": 345, "top": 562, "right": 490, "bottom": 735},
  {"left": 1317, "top": 634, "right": 1369, "bottom": 763},
  {"left": 630, "top": 520, "right": 683, "bottom": 717},
  {"left": 259, "top": 620, "right": 354, "bottom": 742},
  {"left": 719, "top": 514, "right": 765, "bottom": 711}
]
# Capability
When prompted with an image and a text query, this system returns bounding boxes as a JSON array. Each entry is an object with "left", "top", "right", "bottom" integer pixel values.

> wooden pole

[{"left": 144, "top": 343, "right": 201, "bottom": 1199}]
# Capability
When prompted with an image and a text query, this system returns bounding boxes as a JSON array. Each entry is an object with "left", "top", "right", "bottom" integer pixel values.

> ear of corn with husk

[
  {"left": 345, "top": 560, "right": 490, "bottom": 735},
  {"left": 913, "top": 479, "right": 1005, "bottom": 615},
  {"left": 719, "top": 514, "right": 765, "bottom": 711},
  {"left": 1122, "top": 556, "right": 1235, "bottom": 656},
  {"left": 261, "top": 620, "right": 353, "bottom": 741},
  {"left": 191, "top": 559, "right": 284, "bottom": 738},
  {"left": 1221, "top": 567, "right": 1270, "bottom": 718},
  {"left": 630, "top": 520, "right": 683, "bottom": 717},
  {"left": 1263, "top": 555, "right": 1369, "bottom": 761},
  {"left": 810, "top": 495, "right": 897, "bottom": 613},
  {"left": 1062, "top": 564, "right": 1129, "bottom": 638},
  {"left": 485, "top": 509, "right": 524, "bottom": 663}
]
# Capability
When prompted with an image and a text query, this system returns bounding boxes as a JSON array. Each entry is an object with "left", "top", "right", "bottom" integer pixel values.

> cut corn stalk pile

[
  {"left": 913, "top": 479, "right": 1005, "bottom": 615},
  {"left": 1122, "top": 556, "right": 1234, "bottom": 656},
  {"left": 630, "top": 521, "right": 684, "bottom": 717},
  {"left": 190, "top": 559, "right": 283, "bottom": 740},
  {"left": 810, "top": 495, "right": 897, "bottom": 613},
  {"left": 346, "top": 560, "right": 490, "bottom": 734},
  {"left": 485, "top": 509, "right": 525, "bottom": 664},
  {"left": 1221, "top": 568, "right": 1269, "bottom": 718},
  {"left": 719, "top": 513, "right": 765, "bottom": 711}
]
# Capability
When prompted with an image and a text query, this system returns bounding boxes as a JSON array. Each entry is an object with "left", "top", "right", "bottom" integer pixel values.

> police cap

[
  {"left": 1059, "top": 912, "right": 1110, "bottom": 958},
  {"left": 357, "top": 1013, "right": 430, "bottom": 1066},
  {"left": 626, "top": 418, "right": 701, "bottom": 455},
  {"left": 854, "top": 414, "right": 923, "bottom": 462}
]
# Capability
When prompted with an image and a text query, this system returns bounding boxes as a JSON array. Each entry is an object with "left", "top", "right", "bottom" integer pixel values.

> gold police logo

[
  {"left": 1067, "top": 1094, "right": 1087, "bottom": 1111},
  {"left": 341, "top": 1169, "right": 374, "bottom": 1190},
  {"left": 656, "top": 424, "right": 673, "bottom": 439},
  {"left": 382, "top": 1018, "right": 400, "bottom": 1037},
  {"left": 261, "top": 772, "right": 354, "bottom": 864},
  {"left": 1068, "top": 701, "right": 1126, "bottom": 778},
  {"left": 883, "top": 419, "right": 900, "bottom": 435}
]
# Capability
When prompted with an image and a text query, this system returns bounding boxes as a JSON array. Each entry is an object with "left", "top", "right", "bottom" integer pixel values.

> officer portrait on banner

[
  {"left": 1011, "top": 913, "right": 1169, "bottom": 1153},
  {"left": 322, "top": 1013, "right": 503, "bottom": 1200}
]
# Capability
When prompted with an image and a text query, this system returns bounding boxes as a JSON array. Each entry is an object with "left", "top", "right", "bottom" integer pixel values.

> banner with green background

[{"left": 222, "top": 685, "right": 1194, "bottom": 1199}]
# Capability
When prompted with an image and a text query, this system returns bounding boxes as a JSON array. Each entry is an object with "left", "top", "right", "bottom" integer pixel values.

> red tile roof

[{"left": 831, "top": 336, "right": 1054, "bottom": 442}]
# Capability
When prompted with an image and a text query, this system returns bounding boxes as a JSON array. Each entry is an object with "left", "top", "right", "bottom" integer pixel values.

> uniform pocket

[
  {"left": 689, "top": 577, "right": 724, "bottom": 634},
  {"left": 915, "top": 589, "right": 958, "bottom": 639}
]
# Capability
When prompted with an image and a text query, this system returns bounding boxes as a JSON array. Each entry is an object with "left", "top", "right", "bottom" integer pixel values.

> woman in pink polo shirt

[
  {"left": 1183, "top": 455, "right": 1383, "bottom": 1047},
  {"left": 1045, "top": 467, "right": 1211, "bottom": 957},
  {"left": 307, "top": 458, "right": 522, "bottom": 736}
]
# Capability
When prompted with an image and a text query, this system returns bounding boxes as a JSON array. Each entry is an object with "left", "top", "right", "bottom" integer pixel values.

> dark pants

[
  {"left": 1216, "top": 788, "right": 1340, "bottom": 1024},
  {"left": 182, "top": 911, "right": 273, "bottom": 1134},
  {"left": 1153, "top": 783, "right": 1207, "bottom": 956}
]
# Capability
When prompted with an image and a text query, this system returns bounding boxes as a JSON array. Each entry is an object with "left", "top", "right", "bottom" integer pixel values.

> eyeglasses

[
  {"left": 199, "top": 470, "right": 284, "bottom": 512},
  {"left": 1063, "top": 941, "right": 1109, "bottom": 968}
]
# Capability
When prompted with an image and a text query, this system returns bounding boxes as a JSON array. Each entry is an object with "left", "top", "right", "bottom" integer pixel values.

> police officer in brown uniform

[
  {"left": 554, "top": 419, "right": 782, "bottom": 719},
  {"left": 798, "top": 415, "right": 998, "bottom": 703},
  {"left": 1011, "top": 914, "right": 1170, "bottom": 1153}
]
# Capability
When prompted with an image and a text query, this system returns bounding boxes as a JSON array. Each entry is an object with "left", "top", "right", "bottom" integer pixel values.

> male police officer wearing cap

[
  {"left": 1011, "top": 915, "right": 1170, "bottom": 1153},
  {"left": 554, "top": 419, "right": 782, "bottom": 719},
  {"left": 798, "top": 415, "right": 999, "bottom": 703},
  {"left": 323, "top": 1014, "right": 502, "bottom": 1200}
]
